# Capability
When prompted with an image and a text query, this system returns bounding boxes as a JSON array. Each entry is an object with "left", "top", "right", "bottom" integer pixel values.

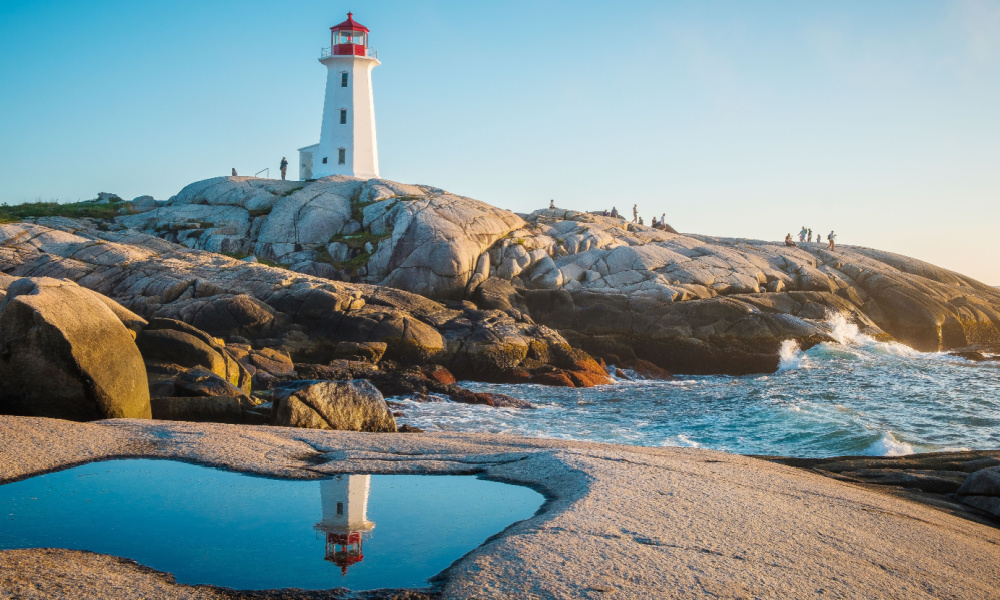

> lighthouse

[
  {"left": 315, "top": 475, "right": 376, "bottom": 575},
  {"left": 298, "top": 12, "right": 380, "bottom": 180}
]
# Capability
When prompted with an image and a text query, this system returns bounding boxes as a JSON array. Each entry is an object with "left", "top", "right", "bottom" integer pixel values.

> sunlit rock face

[
  {"left": 26, "top": 174, "right": 1000, "bottom": 375},
  {"left": 0, "top": 220, "right": 599, "bottom": 385}
]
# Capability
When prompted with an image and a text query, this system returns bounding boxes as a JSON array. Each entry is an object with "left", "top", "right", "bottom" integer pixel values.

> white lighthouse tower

[
  {"left": 314, "top": 475, "right": 376, "bottom": 575},
  {"left": 298, "top": 12, "right": 380, "bottom": 180}
]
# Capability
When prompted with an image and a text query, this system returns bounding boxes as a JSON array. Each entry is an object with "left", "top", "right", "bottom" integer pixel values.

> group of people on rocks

[
  {"left": 597, "top": 204, "right": 671, "bottom": 230},
  {"left": 549, "top": 200, "right": 671, "bottom": 231},
  {"left": 785, "top": 226, "right": 837, "bottom": 249}
]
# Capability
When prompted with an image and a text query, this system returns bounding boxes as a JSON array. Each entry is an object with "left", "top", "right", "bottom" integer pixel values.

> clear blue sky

[{"left": 2, "top": 0, "right": 998, "bottom": 283}]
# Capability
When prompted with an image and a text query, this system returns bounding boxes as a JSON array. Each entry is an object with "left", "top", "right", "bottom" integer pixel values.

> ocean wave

[
  {"left": 864, "top": 431, "right": 915, "bottom": 456},
  {"left": 777, "top": 340, "right": 802, "bottom": 371}
]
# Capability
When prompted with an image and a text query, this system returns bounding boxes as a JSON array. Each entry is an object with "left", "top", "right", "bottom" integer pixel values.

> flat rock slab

[{"left": 1, "top": 416, "right": 999, "bottom": 599}]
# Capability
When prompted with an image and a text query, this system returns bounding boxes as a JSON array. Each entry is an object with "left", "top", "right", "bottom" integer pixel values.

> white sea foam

[
  {"left": 827, "top": 313, "right": 865, "bottom": 345},
  {"left": 663, "top": 434, "right": 701, "bottom": 448},
  {"left": 864, "top": 431, "right": 915, "bottom": 456},
  {"left": 823, "top": 313, "right": 919, "bottom": 357},
  {"left": 777, "top": 340, "right": 802, "bottom": 371}
]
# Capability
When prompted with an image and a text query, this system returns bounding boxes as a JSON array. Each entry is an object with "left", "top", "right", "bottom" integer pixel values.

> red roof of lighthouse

[{"left": 331, "top": 12, "right": 369, "bottom": 33}]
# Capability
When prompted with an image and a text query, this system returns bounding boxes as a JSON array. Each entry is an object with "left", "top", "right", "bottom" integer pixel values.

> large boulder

[
  {"left": 272, "top": 380, "right": 397, "bottom": 432},
  {"left": 0, "top": 278, "right": 150, "bottom": 420}
]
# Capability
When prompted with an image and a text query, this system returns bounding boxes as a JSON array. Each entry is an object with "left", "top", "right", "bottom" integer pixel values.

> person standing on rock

[
  {"left": 633, "top": 204, "right": 638, "bottom": 223},
  {"left": 611, "top": 206, "right": 619, "bottom": 218},
  {"left": 807, "top": 228, "right": 813, "bottom": 242},
  {"left": 550, "top": 199, "right": 555, "bottom": 209},
  {"left": 828, "top": 230, "right": 837, "bottom": 249},
  {"left": 661, "top": 213, "right": 666, "bottom": 228},
  {"left": 231, "top": 168, "right": 237, "bottom": 176},
  {"left": 799, "top": 226, "right": 807, "bottom": 242},
  {"left": 280, "top": 157, "right": 288, "bottom": 180}
]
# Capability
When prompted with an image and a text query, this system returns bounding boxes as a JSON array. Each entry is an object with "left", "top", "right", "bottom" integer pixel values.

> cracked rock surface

[
  {"left": 2, "top": 416, "right": 999, "bottom": 599},
  {"left": 110, "top": 176, "right": 1000, "bottom": 374},
  {"left": 0, "top": 220, "right": 592, "bottom": 383}
]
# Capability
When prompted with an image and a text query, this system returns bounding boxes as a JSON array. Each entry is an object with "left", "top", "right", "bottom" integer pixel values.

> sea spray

[
  {"left": 823, "top": 312, "right": 919, "bottom": 356},
  {"left": 398, "top": 317, "right": 1000, "bottom": 456},
  {"left": 864, "top": 431, "right": 915, "bottom": 456},
  {"left": 777, "top": 340, "right": 802, "bottom": 371},
  {"left": 826, "top": 312, "right": 863, "bottom": 345}
]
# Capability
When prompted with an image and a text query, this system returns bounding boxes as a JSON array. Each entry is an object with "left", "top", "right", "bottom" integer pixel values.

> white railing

[{"left": 320, "top": 47, "right": 378, "bottom": 59}]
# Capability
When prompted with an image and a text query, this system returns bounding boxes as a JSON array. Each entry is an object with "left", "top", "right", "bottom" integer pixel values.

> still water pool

[{"left": 0, "top": 459, "right": 544, "bottom": 591}]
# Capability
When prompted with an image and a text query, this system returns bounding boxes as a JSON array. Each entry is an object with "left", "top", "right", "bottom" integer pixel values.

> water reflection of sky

[{"left": 0, "top": 459, "right": 544, "bottom": 590}]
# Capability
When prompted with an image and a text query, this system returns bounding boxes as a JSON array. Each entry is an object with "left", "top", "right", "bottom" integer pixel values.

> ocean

[{"left": 395, "top": 315, "right": 1000, "bottom": 457}]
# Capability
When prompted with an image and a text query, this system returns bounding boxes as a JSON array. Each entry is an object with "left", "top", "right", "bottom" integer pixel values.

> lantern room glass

[{"left": 337, "top": 31, "right": 367, "bottom": 47}]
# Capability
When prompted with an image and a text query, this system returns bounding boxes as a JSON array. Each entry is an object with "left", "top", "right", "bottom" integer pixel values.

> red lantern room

[{"left": 330, "top": 12, "right": 370, "bottom": 57}]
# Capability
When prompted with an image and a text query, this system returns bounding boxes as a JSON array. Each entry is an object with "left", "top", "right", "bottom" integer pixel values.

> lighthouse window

[
  {"left": 336, "top": 502, "right": 344, "bottom": 515},
  {"left": 338, "top": 148, "right": 346, "bottom": 164},
  {"left": 341, "top": 73, "right": 349, "bottom": 87},
  {"left": 340, "top": 109, "right": 348, "bottom": 124},
  {"left": 322, "top": 157, "right": 328, "bottom": 164}
]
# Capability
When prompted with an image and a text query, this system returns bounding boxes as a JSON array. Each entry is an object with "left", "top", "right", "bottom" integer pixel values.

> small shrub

[
  {"left": 0, "top": 199, "right": 124, "bottom": 223},
  {"left": 513, "top": 238, "right": 525, "bottom": 246}
]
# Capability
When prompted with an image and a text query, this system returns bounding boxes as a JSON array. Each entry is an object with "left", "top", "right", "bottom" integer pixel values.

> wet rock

[
  {"left": 421, "top": 365, "right": 457, "bottom": 385},
  {"left": 619, "top": 359, "right": 674, "bottom": 380},
  {"left": 450, "top": 390, "right": 533, "bottom": 409},
  {"left": 0, "top": 278, "right": 150, "bottom": 420},
  {"left": 272, "top": 380, "right": 397, "bottom": 432}
]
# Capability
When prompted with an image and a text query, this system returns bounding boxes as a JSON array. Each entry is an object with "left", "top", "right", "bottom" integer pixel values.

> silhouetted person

[
  {"left": 610, "top": 206, "right": 619, "bottom": 218},
  {"left": 231, "top": 168, "right": 237, "bottom": 176},
  {"left": 280, "top": 157, "right": 288, "bottom": 180},
  {"left": 632, "top": 204, "right": 638, "bottom": 223}
]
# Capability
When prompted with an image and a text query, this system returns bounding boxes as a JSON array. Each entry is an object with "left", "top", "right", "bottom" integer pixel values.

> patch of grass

[
  {"left": 222, "top": 251, "right": 251, "bottom": 260},
  {"left": 513, "top": 238, "right": 525, "bottom": 246},
  {"left": 249, "top": 207, "right": 273, "bottom": 218},
  {"left": 331, "top": 251, "right": 373, "bottom": 273},
  {"left": 0, "top": 199, "right": 123, "bottom": 224},
  {"left": 280, "top": 185, "right": 304, "bottom": 197}
]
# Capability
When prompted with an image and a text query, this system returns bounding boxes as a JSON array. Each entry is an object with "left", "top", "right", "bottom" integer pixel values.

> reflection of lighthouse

[{"left": 315, "top": 475, "right": 375, "bottom": 574}]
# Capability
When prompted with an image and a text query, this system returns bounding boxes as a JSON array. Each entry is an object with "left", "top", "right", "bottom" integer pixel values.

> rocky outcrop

[
  {"left": 272, "top": 379, "right": 397, "bottom": 432},
  {"left": 769, "top": 450, "right": 1000, "bottom": 527},
  {"left": 0, "top": 220, "right": 602, "bottom": 386},
  {"left": 0, "top": 278, "right": 151, "bottom": 420},
  {"left": 110, "top": 175, "right": 1000, "bottom": 375},
  {"left": 121, "top": 176, "right": 525, "bottom": 300}
]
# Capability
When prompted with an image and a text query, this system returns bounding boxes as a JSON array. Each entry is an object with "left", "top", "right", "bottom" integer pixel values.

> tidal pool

[{"left": 0, "top": 459, "right": 544, "bottom": 591}]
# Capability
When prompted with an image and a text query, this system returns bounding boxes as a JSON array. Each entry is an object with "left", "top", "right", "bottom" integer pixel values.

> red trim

[
  {"left": 331, "top": 11, "right": 370, "bottom": 33},
  {"left": 333, "top": 43, "right": 366, "bottom": 56}
]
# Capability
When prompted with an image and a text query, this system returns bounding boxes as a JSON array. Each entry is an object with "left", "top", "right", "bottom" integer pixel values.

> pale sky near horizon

[{"left": 1, "top": 1, "right": 998, "bottom": 283}]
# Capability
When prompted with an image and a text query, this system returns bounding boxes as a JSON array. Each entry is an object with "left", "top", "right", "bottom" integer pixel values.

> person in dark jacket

[{"left": 280, "top": 157, "right": 288, "bottom": 180}]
